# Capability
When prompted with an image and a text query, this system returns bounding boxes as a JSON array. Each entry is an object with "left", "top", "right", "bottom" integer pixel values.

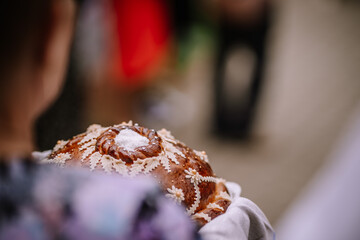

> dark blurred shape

[
  {"left": 0, "top": 0, "right": 50, "bottom": 80},
  {"left": 213, "top": 0, "right": 272, "bottom": 140},
  {"left": 170, "top": 0, "right": 192, "bottom": 42}
]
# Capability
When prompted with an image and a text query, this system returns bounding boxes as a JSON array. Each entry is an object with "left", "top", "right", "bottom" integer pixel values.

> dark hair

[
  {"left": 0, "top": 0, "right": 53, "bottom": 116},
  {"left": 0, "top": 0, "right": 53, "bottom": 73}
]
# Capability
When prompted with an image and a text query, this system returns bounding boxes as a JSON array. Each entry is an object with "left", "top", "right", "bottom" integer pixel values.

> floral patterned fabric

[{"left": 0, "top": 158, "right": 200, "bottom": 240}]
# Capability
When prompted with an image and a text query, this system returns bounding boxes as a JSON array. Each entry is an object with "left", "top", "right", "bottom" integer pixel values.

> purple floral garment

[{"left": 0, "top": 158, "right": 200, "bottom": 240}]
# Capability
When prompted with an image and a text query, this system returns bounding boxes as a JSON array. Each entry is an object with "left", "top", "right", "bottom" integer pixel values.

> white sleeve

[
  {"left": 199, "top": 182, "right": 275, "bottom": 240},
  {"left": 32, "top": 150, "right": 52, "bottom": 162}
]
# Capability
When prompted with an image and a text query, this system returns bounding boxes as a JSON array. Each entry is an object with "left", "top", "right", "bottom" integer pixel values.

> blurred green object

[
  {"left": 177, "top": 24, "right": 217, "bottom": 70},
  {"left": 174, "top": 0, "right": 218, "bottom": 70}
]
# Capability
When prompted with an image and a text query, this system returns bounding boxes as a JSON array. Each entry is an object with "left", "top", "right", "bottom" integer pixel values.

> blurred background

[{"left": 35, "top": 0, "right": 360, "bottom": 230}]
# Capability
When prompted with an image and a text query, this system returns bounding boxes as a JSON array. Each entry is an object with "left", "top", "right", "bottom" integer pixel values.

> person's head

[{"left": 0, "top": 0, "right": 77, "bottom": 156}]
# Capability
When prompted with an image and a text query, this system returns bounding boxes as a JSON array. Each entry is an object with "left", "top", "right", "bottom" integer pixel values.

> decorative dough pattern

[
  {"left": 166, "top": 186, "right": 185, "bottom": 204},
  {"left": 46, "top": 121, "right": 231, "bottom": 226}
]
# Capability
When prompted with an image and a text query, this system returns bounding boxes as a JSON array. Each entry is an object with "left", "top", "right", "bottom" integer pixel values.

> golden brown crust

[
  {"left": 96, "top": 125, "right": 162, "bottom": 163},
  {"left": 46, "top": 121, "right": 232, "bottom": 226}
]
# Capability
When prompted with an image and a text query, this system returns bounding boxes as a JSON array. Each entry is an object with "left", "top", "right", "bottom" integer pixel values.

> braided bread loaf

[{"left": 45, "top": 121, "right": 231, "bottom": 226}]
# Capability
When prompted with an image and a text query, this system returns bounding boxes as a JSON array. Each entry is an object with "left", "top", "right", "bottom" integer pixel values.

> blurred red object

[{"left": 110, "top": 0, "right": 170, "bottom": 88}]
